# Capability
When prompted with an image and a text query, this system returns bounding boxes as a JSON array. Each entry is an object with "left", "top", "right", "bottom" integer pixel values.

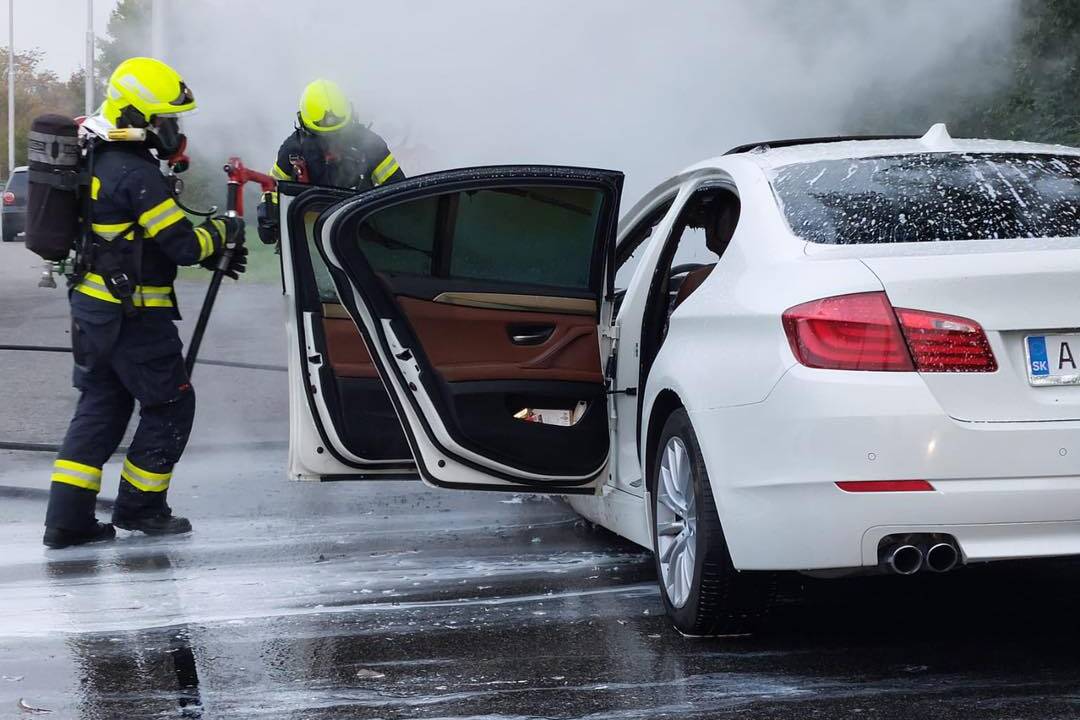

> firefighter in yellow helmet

[
  {"left": 43, "top": 57, "right": 247, "bottom": 549},
  {"left": 256, "top": 79, "right": 405, "bottom": 243}
]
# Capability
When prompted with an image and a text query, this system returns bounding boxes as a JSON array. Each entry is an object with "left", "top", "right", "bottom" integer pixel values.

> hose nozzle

[{"left": 37, "top": 262, "right": 58, "bottom": 289}]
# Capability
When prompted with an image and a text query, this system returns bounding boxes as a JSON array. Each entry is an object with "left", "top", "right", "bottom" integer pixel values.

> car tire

[{"left": 650, "top": 408, "right": 774, "bottom": 635}]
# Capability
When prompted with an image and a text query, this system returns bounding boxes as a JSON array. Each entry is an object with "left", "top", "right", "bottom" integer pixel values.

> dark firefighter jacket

[
  {"left": 270, "top": 123, "right": 404, "bottom": 190},
  {"left": 73, "top": 142, "right": 218, "bottom": 318}
]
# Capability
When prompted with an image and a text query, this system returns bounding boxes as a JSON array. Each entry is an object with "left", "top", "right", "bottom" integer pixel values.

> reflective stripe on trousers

[
  {"left": 50, "top": 459, "right": 103, "bottom": 492},
  {"left": 121, "top": 457, "right": 172, "bottom": 493},
  {"left": 73, "top": 272, "right": 175, "bottom": 309}
]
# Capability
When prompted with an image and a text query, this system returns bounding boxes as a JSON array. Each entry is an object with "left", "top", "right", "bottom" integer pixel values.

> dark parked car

[{"left": 2, "top": 166, "right": 28, "bottom": 242}]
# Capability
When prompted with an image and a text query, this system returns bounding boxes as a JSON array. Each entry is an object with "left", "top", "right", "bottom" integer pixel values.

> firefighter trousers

[{"left": 45, "top": 292, "right": 196, "bottom": 531}]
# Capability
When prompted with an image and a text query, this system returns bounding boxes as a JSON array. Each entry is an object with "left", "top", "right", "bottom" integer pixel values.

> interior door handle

[{"left": 509, "top": 325, "right": 555, "bottom": 345}]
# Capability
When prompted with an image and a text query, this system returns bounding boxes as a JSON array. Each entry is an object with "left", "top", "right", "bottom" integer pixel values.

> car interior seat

[{"left": 672, "top": 195, "right": 740, "bottom": 309}]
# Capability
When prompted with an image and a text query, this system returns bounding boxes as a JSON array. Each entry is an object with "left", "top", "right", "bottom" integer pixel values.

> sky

[{"left": 1, "top": 0, "right": 119, "bottom": 76}]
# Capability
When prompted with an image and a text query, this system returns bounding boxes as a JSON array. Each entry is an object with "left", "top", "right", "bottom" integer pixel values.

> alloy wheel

[{"left": 655, "top": 435, "right": 697, "bottom": 608}]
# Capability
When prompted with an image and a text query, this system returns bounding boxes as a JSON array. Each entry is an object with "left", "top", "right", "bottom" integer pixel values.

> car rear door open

[{"left": 316, "top": 166, "right": 623, "bottom": 493}]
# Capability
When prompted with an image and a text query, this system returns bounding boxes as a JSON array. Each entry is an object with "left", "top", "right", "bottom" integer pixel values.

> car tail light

[
  {"left": 893, "top": 307, "right": 997, "bottom": 372},
  {"left": 782, "top": 292, "right": 914, "bottom": 371},
  {"left": 783, "top": 292, "right": 997, "bottom": 373},
  {"left": 2, "top": 191, "right": 14, "bottom": 206},
  {"left": 836, "top": 480, "right": 935, "bottom": 492}
]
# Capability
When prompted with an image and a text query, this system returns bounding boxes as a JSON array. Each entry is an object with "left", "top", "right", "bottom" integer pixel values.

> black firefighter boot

[
  {"left": 43, "top": 522, "right": 116, "bottom": 549},
  {"left": 44, "top": 482, "right": 116, "bottom": 549},
  {"left": 112, "top": 481, "right": 193, "bottom": 536}
]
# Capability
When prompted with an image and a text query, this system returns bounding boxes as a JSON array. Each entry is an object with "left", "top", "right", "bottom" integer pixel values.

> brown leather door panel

[
  {"left": 321, "top": 297, "right": 602, "bottom": 383},
  {"left": 323, "top": 316, "right": 379, "bottom": 378},
  {"left": 400, "top": 297, "right": 602, "bottom": 382}
]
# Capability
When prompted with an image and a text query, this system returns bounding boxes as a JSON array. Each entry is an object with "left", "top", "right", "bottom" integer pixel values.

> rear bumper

[
  {"left": 864, "top": 519, "right": 1080, "bottom": 566},
  {"left": 2, "top": 210, "right": 25, "bottom": 236},
  {"left": 689, "top": 366, "right": 1080, "bottom": 570}
]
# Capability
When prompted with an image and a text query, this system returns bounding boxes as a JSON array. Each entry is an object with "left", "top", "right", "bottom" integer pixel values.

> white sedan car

[{"left": 279, "top": 125, "right": 1080, "bottom": 634}]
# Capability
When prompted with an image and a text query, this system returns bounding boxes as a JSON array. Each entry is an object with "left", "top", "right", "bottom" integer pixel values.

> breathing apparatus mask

[
  {"left": 149, "top": 115, "right": 190, "bottom": 173},
  {"left": 111, "top": 81, "right": 194, "bottom": 173}
]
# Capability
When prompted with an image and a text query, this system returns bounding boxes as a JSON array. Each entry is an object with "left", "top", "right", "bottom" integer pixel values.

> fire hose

[
  {"left": 2, "top": 157, "right": 283, "bottom": 453},
  {"left": 0, "top": 343, "right": 286, "bottom": 454},
  {"left": 0, "top": 344, "right": 285, "bottom": 372}
]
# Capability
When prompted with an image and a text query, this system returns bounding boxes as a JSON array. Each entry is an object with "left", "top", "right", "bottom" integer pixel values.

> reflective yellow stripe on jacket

[
  {"left": 73, "top": 272, "right": 175, "bottom": 308},
  {"left": 51, "top": 459, "right": 103, "bottom": 492},
  {"left": 121, "top": 458, "right": 171, "bottom": 492},
  {"left": 194, "top": 226, "right": 216, "bottom": 261},
  {"left": 92, "top": 221, "right": 136, "bottom": 242},
  {"left": 138, "top": 198, "right": 186, "bottom": 238},
  {"left": 371, "top": 153, "right": 399, "bottom": 186},
  {"left": 271, "top": 163, "right": 291, "bottom": 181}
]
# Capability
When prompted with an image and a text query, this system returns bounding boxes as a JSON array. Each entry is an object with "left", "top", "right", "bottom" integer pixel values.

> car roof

[
  {"left": 11, "top": 166, "right": 27, "bottom": 172},
  {"left": 620, "top": 124, "right": 1080, "bottom": 230},
  {"left": 689, "top": 124, "right": 1080, "bottom": 173},
  {"left": 723, "top": 134, "right": 920, "bottom": 155}
]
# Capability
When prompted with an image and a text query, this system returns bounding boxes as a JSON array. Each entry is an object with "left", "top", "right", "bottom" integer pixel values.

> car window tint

[
  {"left": 304, "top": 210, "right": 339, "bottom": 302},
  {"left": 771, "top": 153, "right": 1080, "bottom": 244},
  {"left": 360, "top": 196, "right": 437, "bottom": 275},
  {"left": 354, "top": 186, "right": 606, "bottom": 291},
  {"left": 7, "top": 171, "right": 27, "bottom": 193},
  {"left": 448, "top": 188, "right": 601, "bottom": 288},
  {"left": 299, "top": 196, "right": 433, "bottom": 305}
]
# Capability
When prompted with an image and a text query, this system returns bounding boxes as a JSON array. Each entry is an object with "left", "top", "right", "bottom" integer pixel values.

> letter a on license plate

[{"left": 1026, "top": 335, "right": 1080, "bottom": 386}]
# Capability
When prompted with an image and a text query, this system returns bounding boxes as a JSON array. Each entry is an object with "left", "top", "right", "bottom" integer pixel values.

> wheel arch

[
  {"left": 644, "top": 388, "right": 685, "bottom": 490},
  {"left": 642, "top": 385, "right": 734, "bottom": 539}
]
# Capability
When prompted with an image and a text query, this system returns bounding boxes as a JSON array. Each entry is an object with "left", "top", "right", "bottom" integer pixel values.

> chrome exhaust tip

[
  {"left": 887, "top": 544, "right": 923, "bottom": 575},
  {"left": 925, "top": 542, "right": 960, "bottom": 573}
]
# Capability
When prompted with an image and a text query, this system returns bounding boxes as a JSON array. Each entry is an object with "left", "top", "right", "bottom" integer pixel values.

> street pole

[
  {"left": 150, "top": 0, "right": 164, "bottom": 61},
  {"left": 85, "top": 0, "right": 94, "bottom": 115},
  {"left": 7, "top": 0, "right": 14, "bottom": 175}
]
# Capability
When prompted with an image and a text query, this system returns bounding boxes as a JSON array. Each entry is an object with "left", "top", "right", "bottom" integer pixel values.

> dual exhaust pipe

[{"left": 881, "top": 537, "right": 960, "bottom": 575}]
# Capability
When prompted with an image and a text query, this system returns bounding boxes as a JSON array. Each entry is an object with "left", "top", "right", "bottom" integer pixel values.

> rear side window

[
  {"left": 6, "top": 171, "right": 27, "bottom": 194},
  {"left": 771, "top": 153, "right": 1080, "bottom": 244},
  {"left": 360, "top": 198, "right": 437, "bottom": 276},
  {"left": 306, "top": 201, "right": 440, "bottom": 301},
  {"left": 355, "top": 186, "right": 606, "bottom": 290}
]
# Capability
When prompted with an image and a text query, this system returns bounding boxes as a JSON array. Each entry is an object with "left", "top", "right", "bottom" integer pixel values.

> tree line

[
  {"left": 0, "top": 0, "right": 144, "bottom": 174},
  {"left": 959, "top": 0, "right": 1080, "bottom": 147}
]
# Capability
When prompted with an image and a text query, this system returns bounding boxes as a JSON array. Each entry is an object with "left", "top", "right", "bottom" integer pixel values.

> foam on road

[{"left": 3, "top": 241, "right": 1080, "bottom": 719}]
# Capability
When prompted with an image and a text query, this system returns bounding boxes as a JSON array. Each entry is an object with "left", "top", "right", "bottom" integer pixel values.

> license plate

[{"left": 1026, "top": 335, "right": 1080, "bottom": 386}]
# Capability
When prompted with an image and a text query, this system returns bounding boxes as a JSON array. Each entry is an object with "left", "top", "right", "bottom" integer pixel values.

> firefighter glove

[
  {"left": 216, "top": 243, "right": 249, "bottom": 280},
  {"left": 197, "top": 216, "right": 248, "bottom": 279},
  {"left": 257, "top": 192, "right": 280, "bottom": 245}
]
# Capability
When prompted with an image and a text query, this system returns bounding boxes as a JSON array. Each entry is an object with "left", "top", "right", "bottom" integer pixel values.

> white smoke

[{"left": 159, "top": 0, "right": 1018, "bottom": 204}]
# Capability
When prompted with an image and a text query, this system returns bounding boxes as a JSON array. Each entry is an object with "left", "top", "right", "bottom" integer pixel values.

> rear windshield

[
  {"left": 5, "top": 171, "right": 27, "bottom": 193},
  {"left": 770, "top": 153, "right": 1080, "bottom": 244}
]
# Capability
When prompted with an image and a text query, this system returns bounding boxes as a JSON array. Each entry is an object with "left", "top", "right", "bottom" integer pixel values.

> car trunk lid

[{"left": 861, "top": 240, "right": 1080, "bottom": 422}]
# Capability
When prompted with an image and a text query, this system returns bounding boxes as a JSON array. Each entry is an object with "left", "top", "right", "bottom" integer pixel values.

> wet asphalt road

[{"left": 2, "top": 241, "right": 1080, "bottom": 718}]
